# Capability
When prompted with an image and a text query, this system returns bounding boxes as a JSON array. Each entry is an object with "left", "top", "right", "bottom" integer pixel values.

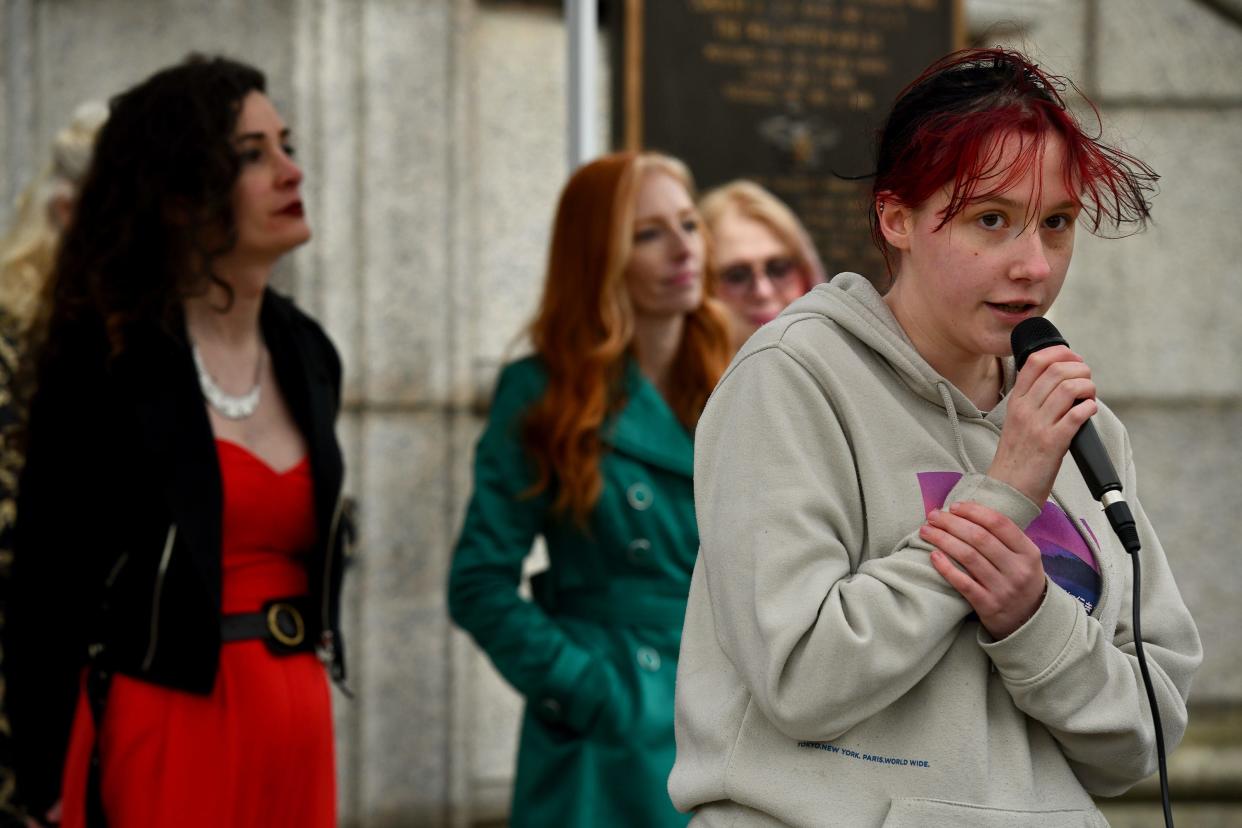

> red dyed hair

[
  {"left": 523, "top": 152, "right": 732, "bottom": 524},
  {"left": 870, "top": 48, "right": 1158, "bottom": 277}
]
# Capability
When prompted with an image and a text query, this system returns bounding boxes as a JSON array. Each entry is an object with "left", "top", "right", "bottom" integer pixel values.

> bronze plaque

[{"left": 614, "top": 0, "right": 962, "bottom": 284}]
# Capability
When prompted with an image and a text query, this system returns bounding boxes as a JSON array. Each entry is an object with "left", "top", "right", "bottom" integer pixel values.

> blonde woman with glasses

[{"left": 699, "top": 180, "right": 826, "bottom": 352}]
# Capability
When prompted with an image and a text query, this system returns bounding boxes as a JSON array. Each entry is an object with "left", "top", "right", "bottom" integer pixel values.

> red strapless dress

[{"left": 59, "top": 438, "right": 335, "bottom": 827}]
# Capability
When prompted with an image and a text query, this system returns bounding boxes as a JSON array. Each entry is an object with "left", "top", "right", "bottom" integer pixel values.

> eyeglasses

[{"left": 718, "top": 256, "right": 800, "bottom": 293}]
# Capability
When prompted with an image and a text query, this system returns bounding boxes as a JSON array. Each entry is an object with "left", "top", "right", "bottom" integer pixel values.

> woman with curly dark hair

[{"left": 4, "top": 55, "right": 348, "bottom": 828}]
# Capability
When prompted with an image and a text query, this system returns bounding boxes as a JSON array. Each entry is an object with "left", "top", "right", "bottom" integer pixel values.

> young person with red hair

[
  {"left": 671, "top": 49, "right": 1201, "bottom": 826},
  {"left": 449, "top": 152, "right": 731, "bottom": 826}
]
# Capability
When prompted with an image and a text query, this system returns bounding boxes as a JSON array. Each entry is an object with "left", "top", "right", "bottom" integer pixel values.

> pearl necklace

[{"left": 192, "top": 343, "right": 262, "bottom": 420}]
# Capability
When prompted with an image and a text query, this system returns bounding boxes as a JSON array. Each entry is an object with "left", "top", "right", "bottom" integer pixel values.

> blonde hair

[
  {"left": 699, "top": 179, "right": 827, "bottom": 287},
  {"left": 0, "top": 101, "right": 108, "bottom": 333}
]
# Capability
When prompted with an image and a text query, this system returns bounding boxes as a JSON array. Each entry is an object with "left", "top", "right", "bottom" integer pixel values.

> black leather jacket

[{"left": 3, "top": 290, "right": 349, "bottom": 814}]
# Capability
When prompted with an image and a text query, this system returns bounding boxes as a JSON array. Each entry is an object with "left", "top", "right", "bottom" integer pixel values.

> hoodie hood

[
  {"left": 778, "top": 272, "right": 1015, "bottom": 418},
  {"left": 765, "top": 271, "right": 1017, "bottom": 474}
]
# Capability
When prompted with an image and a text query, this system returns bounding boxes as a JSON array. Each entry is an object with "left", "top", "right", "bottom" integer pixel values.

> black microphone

[
  {"left": 1013, "top": 319, "right": 1175, "bottom": 827},
  {"left": 1010, "top": 317, "right": 1140, "bottom": 554}
]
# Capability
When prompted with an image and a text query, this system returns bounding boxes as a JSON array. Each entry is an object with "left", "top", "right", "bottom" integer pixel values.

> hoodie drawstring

[{"left": 936, "top": 381, "right": 978, "bottom": 475}]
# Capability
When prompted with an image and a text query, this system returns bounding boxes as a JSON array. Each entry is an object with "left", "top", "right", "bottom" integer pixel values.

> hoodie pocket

[{"left": 882, "top": 798, "right": 1109, "bottom": 828}]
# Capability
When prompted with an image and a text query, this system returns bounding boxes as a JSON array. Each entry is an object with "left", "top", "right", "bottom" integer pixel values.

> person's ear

[{"left": 876, "top": 197, "right": 915, "bottom": 253}]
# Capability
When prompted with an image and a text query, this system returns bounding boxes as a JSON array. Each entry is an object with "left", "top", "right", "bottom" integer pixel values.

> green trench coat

[{"left": 448, "top": 356, "right": 697, "bottom": 827}]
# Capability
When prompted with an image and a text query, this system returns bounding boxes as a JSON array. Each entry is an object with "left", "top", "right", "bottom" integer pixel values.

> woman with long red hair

[{"left": 448, "top": 151, "right": 730, "bottom": 826}]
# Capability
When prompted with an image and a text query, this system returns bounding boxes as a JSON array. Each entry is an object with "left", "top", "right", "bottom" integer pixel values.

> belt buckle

[{"left": 266, "top": 602, "right": 306, "bottom": 649}]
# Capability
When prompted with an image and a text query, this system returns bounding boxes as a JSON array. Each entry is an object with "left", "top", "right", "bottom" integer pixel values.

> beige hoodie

[{"left": 670, "top": 273, "right": 1202, "bottom": 827}]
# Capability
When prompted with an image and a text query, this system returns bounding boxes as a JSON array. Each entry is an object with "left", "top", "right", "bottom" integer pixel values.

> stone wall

[{"left": 1, "top": 1, "right": 1238, "bottom": 825}]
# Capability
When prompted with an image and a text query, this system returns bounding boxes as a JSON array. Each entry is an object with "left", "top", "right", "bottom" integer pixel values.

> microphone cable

[{"left": 1117, "top": 528, "right": 1174, "bottom": 828}]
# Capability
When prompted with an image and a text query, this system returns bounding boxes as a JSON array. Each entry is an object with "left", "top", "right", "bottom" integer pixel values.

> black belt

[{"left": 221, "top": 596, "right": 316, "bottom": 655}]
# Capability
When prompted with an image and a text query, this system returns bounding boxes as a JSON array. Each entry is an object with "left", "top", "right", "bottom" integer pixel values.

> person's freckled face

[
  {"left": 229, "top": 91, "right": 311, "bottom": 261},
  {"left": 889, "top": 131, "right": 1080, "bottom": 363},
  {"left": 624, "top": 170, "right": 705, "bottom": 318},
  {"left": 712, "top": 211, "right": 807, "bottom": 333}
]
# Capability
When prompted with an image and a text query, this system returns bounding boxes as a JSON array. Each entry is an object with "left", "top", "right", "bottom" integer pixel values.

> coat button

[
  {"left": 626, "top": 482, "right": 653, "bottom": 511},
  {"left": 626, "top": 538, "right": 653, "bottom": 566},
  {"left": 636, "top": 646, "right": 661, "bottom": 672}
]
